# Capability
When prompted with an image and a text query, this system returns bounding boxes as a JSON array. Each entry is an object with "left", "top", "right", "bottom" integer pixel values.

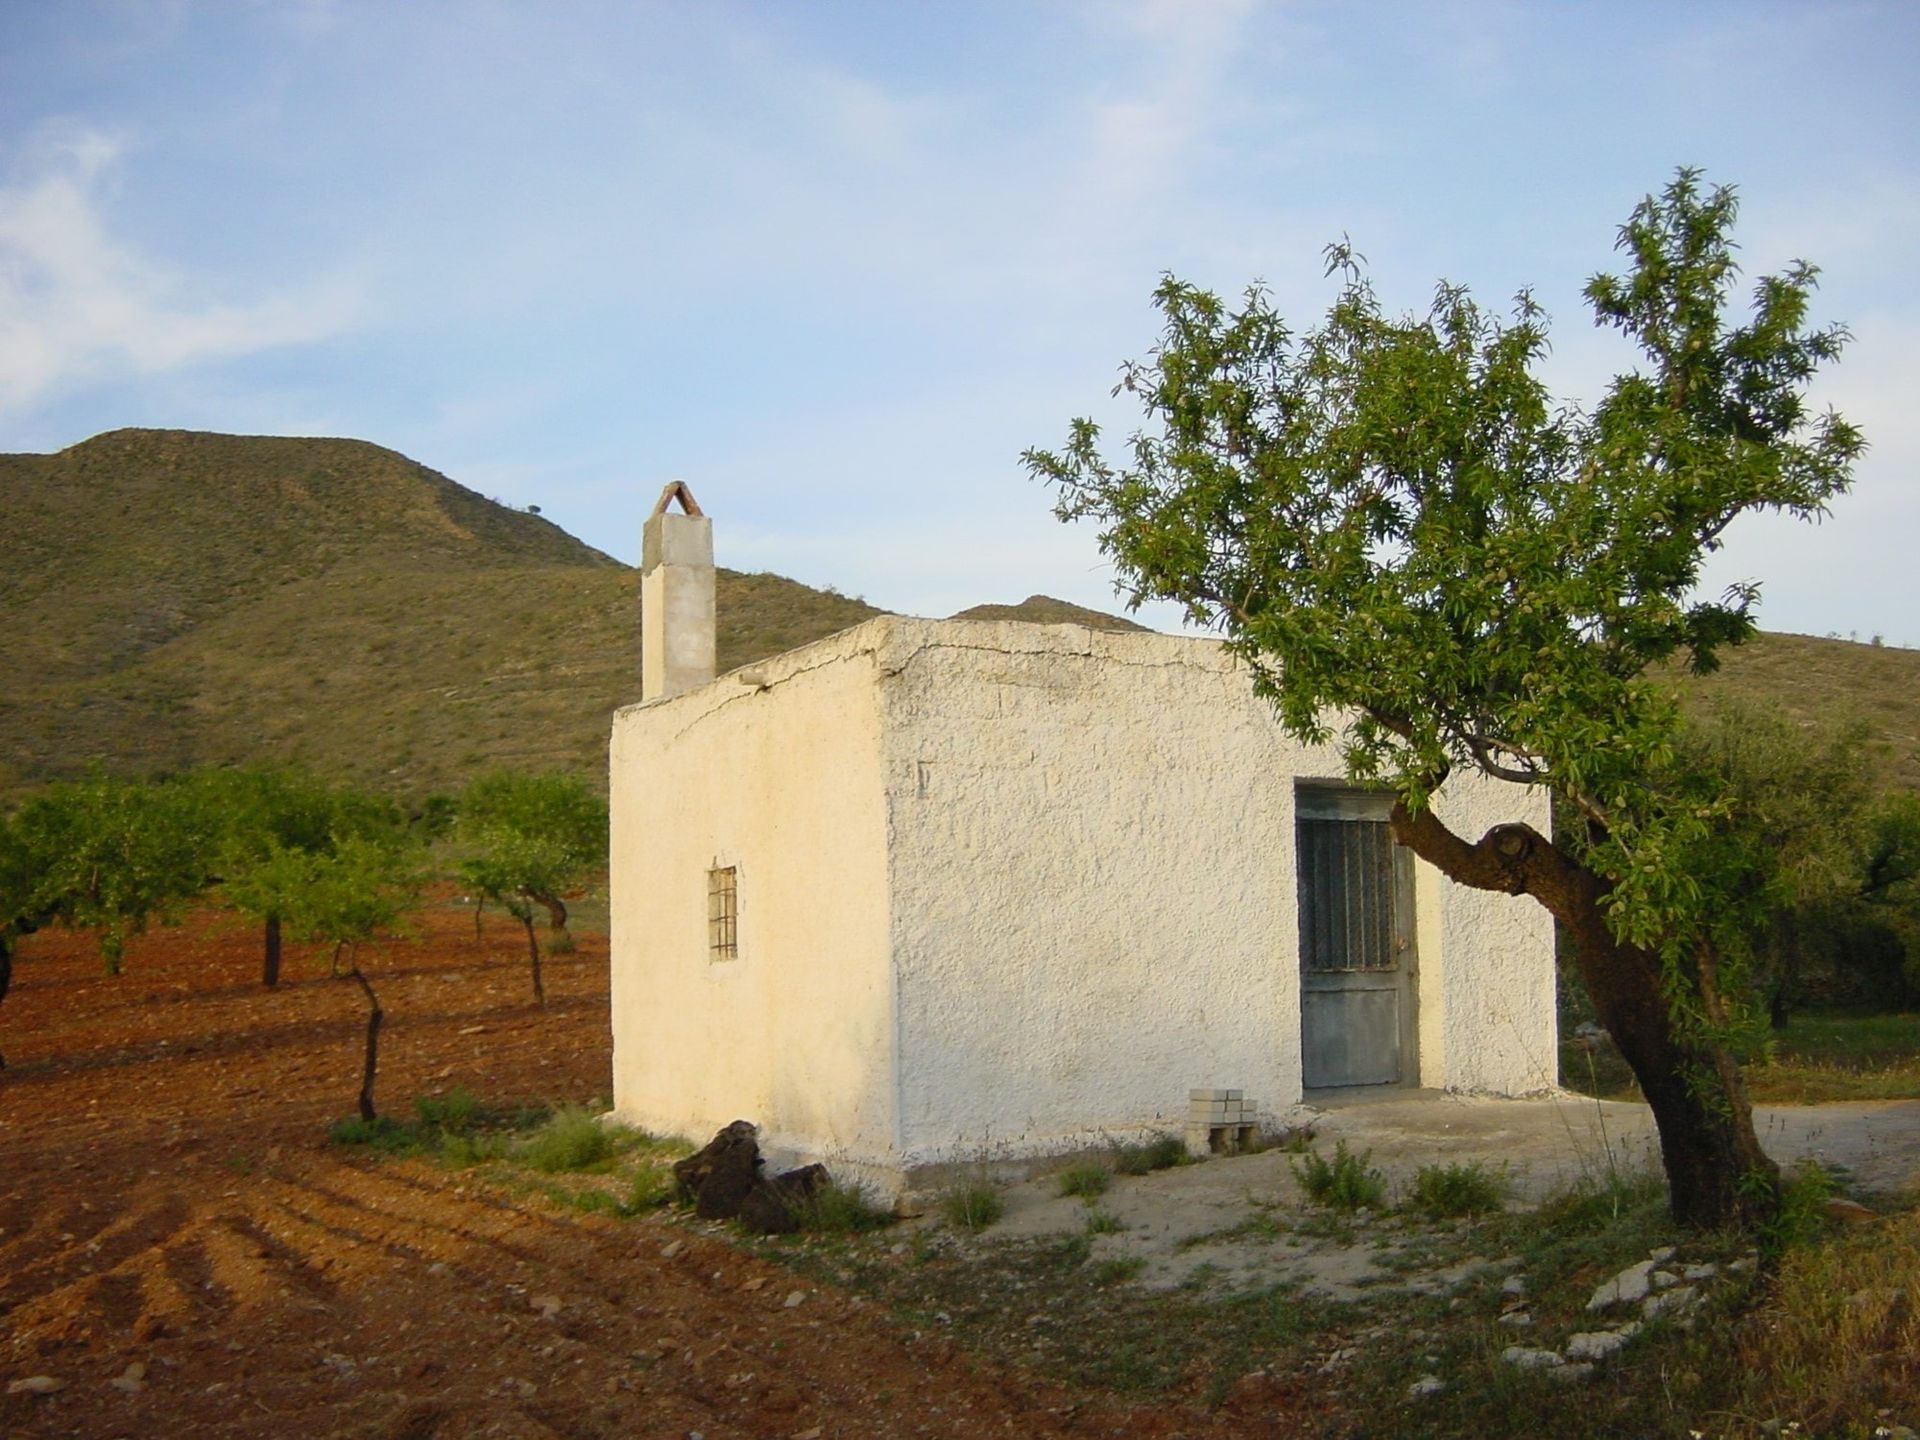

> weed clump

[
  {"left": 1057, "top": 1162, "right": 1112, "bottom": 1201},
  {"left": 516, "top": 1104, "right": 615, "bottom": 1173},
  {"left": 941, "top": 1180, "right": 1005, "bottom": 1233},
  {"left": 414, "top": 1086, "right": 483, "bottom": 1134},
  {"left": 1408, "top": 1161, "right": 1509, "bottom": 1218},
  {"left": 1113, "top": 1135, "right": 1192, "bottom": 1175},
  {"left": 796, "top": 1180, "right": 895, "bottom": 1235},
  {"left": 1084, "top": 1207, "right": 1126, "bottom": 1235},
  {"left": 1291, "top": 1141, "right": 1386, "bottom": 1211}
]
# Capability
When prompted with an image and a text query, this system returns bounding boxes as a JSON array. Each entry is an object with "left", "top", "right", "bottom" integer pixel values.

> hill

[
  {"left": 951, "top": 595, "right": 1148, "bottom": 632},
  {"left": 0, "top": 430, "right": 878, "bottom": 797},
  {"left": 1, "top": 428, "right": 1913, "bottom": 799}
]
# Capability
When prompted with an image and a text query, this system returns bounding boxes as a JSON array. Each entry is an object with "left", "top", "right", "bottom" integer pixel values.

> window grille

[
  {"left": 707, "top": 866, "right": 738, "bottom": 961},
  {"left": 1297, "top": 810, "right": 1401, "bottom": 973}
]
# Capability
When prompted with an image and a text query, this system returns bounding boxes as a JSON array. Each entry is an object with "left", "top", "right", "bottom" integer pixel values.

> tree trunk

[
  {"left": 521, "top": 913, "right": 546, "bottom": 1008},
  {"left": 347, "top": 964, "right": 383, "bottom": 1122},
  {"left": 1390, "top": 801, "right": 1781, "bottom": 1230},
  {"left": 0, "top": 932, "right": 11, "bottom": 1072},
  {"left": 474, "top": 897, "right": 485, "bottom": 940},
  {"left": 532, "top": 892, "right": 568, "bottom": 933},
  {"left": 262, "top": 913, "right": 283, "bottom": 988}
]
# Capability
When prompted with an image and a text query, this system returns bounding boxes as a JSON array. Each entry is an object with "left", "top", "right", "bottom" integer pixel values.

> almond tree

[
  {"left": 456, "top": 770, "right": 608, "bottom": 1006},
  {"left": 203, "top": 768, "right": 405, "bottom": 986},
  {"left": 11, "top": 772, "right": 206, "bottom": 975},
  {"left": 1025, "top": 171, "right": 1863, "bottom": 1229},
  {"left": 273, "top": 834, "right": 421, "bottom": 1121}
]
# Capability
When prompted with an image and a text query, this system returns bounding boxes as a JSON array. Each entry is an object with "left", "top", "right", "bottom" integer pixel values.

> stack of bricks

[{"left": 1186, "top": 1088, "right": 1257, "bottom": 1156}]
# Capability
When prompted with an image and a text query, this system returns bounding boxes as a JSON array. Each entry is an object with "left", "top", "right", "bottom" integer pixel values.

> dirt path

[{"left": 0, "top": 908, "right": 1251, "bottom": 1439}]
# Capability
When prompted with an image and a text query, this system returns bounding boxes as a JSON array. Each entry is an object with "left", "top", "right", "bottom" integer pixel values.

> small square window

[{"left": 707, "top": 866, "right": 738, "bottom": 961}]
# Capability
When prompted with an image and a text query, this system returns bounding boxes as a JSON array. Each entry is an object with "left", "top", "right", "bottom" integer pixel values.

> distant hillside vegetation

[
  {"left": 0, "top": 430, "right": 877, "bottom": 797},
  {"left": 1, "top": 429, "right": 1912, "bottom": 799}
]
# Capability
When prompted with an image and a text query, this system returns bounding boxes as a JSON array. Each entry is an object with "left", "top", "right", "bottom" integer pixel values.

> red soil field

[{"left": 0, "top": 905, "right": 1263, "bottom": 1439}]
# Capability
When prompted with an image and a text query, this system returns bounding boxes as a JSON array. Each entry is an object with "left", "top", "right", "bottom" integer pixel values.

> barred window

[{"left": 707, "top": 866, "right": 738, "bottom": 961}]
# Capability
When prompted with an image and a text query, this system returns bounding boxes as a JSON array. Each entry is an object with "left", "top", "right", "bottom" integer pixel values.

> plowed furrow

[{"left": 0, "top": 1193, "right": 192, "bottom": 1307}]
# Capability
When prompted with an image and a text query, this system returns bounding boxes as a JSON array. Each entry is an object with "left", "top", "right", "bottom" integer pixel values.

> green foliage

[
  {"left": 1408, "top": 1161, "right": 1509, "bottom": 1218},
  {"left": 940, "top": 1180, "right": 1005, "bottom": 1233},
  {"left": 1756, "top": 1157, "right": 1839, "bottom": 1257},
  {"left": 1678, "top": 702, "right": 1920, "bottom": 1014},
  {"left": 414, "top": 1086, "right": 484, "bottom": 1134},
  {"left": 514, "top": 1104, "right": 616, "bottom": 1173},
  {"left": 328, "top": 1114, "right": 412, "bottom": 1151},
  {"left": 1083, "top": 1207, "right": 1126, "bottom": 1235},
  {"left": 1025, "top": 168, "right": 1860, "bottom": 964},
  {"left": 11, "top": 771, "right": 208, "bottom": 972},
  {"left": 1090, "top": 1255, "right": 1146, "bottom": 1286},
  {"left": 1112, "top": 1134, "right": 1192, "bottom": 1175},
  {"left": 272, "top": 833, "right": 422, "bottom": 961},
  {"left": 1291, "top": 1141, "right": 1386, "bottom": 1211},
  {"left": 793, "top": 1181, "right": 896, "bottom": 1235},
  {"left": 456, "top": 769, "right": 608, "bottom": 926},
  {"left": 1056, "top": 1162, "right": 1112, "bottom": 1200}
]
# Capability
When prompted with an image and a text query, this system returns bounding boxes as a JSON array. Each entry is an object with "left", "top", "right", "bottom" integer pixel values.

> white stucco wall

[
  {"left": 608, "top": 626, "right": 898, "bottom": 1171},
  {"left": 874, "top": 621, "right": 1326, "bottom": 1170},
  {"left": 1417, "top": 784, "right": 1559, "bottom": 1095}
]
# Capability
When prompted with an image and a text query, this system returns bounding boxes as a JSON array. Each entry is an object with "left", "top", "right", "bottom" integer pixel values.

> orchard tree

[
  {"left": 275, "top": 834, "right": 422, "bottom": 1121},
  {"left": 1679, "top": 704, "right": 1920, "bottom": 1022},
  {"left": 201, "top": 768, "right": 406, "bottom": 986},
  {"left": 0, "top": 813, "right": 49, "bottom": 1071},
  {"left": 12, "top": 772, "right": 206, "bottom": 975},
  {"left": 1024, "top": 171, "right": 1863, "bottom": 1229},
  {"left": 456, "top": 770, "right": 608, "bottom": 1006}
]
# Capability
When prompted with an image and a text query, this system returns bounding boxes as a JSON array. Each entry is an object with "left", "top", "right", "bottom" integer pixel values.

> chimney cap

[{"left": 650, "top": 480, "right": 705, "bottom": 518}]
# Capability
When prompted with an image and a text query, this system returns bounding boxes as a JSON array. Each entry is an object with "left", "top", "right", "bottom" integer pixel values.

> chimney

[{"left": 641, "top": 481, "right": 715, "bottom": 702}]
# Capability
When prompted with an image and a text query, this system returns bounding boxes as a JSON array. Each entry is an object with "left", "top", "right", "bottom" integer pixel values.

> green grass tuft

[
  {"left": 1057, "top": 1161, "right": 1112, "bottom": 1201},
  {"left": 1408, "top": 1161, "right": 1509, "bottom": 1218},
  {"left": 1112, "top": 1134, "right": 1192, "bottom": 1175},
  {"left": 514, "top": 1104, "right": 616, "bottom": 1173},
  {"left": 941, "top": 1180, "right": 1005, "bottom": 1233},
  {"left": 1291, "top": 1140, "right": 1386, "bottom": 1211},
  {"left": 794, "top": 1181, "right": 895, "bottom": 1235}
]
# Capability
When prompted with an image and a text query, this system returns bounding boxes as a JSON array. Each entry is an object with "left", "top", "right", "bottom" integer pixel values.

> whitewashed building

[{"left": 608, "top": 490, "right": 1556, "bottom": 1194}]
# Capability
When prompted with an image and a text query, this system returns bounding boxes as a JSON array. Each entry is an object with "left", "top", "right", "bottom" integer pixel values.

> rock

[
  {"left": 1566, "top": 1324, "right": 1639, "bottom": 1362},
  {"left": 783, "top": 1290, "right": 806, "bottom": 1309},
  {"left": 1823, "top": 1197, "right": 1878, "bottom": 1224},
  {"left": 1495, "top": 1310, "right": 1533, "bottom": 1328},
  {"left": 1588, "top": 1260, "right": 1654, "bottom": 1310},
  {"left": 737, "top": 1164, "right": 830, "bottom": 1237},
  {"left": 1648, "top": 1245, "right": 1676, "bottom": 1263},
  {"left": 1501, "top": 1274, "right": 1527, "bottom": 1297},
  {"left": 531, "top": 1294, "right": 562, "bottom": 1319},
  {"left": 8, "top": 1375, "right": 66, "bottom": 1396},
  {"left": 1651, "top": 1269, "right": 1678, "bottom": 1289},
  {"left": 108, "top": 1361, "right": 147, "bottom": 1393},
  {"left": 1501, "top": 1347, "right": 1564, "bottom": 1371},
  {"left": 673, "top": 1121, "right": 765, "bottom": 1220},
  {"left": 1643, "top": 1284, "right": 1698, "bottom": 1319},
  {"left": 1407, "top": 1374, "right": 1445, "bottom": 1399},
  {"left": 1682, "top": 1263, "right": 1717, "bottom": 1281},
  {"left": 1551, "top": 1362, "right": 1596, "bottom": 1384},
  {"left": 427, "top": 1262, "right": 449, "bottom": 1278},
  {"left": 659, "top": 1239, "right": 684, "bottom": 1259}
]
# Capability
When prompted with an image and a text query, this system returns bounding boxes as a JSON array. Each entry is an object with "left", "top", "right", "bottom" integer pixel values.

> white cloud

[{"left": 0, "top": 125, "right": 364, "bottom": 419}]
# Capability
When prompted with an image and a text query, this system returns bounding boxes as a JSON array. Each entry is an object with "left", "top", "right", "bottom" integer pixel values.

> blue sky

[{"left": 3, "top": 1, "right": 1916, "bottom": 641}]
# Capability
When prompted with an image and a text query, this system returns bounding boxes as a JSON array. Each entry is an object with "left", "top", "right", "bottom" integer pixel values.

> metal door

[{"left": 1297, "top": 788, "right": 1418, "bottom": 1089}]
